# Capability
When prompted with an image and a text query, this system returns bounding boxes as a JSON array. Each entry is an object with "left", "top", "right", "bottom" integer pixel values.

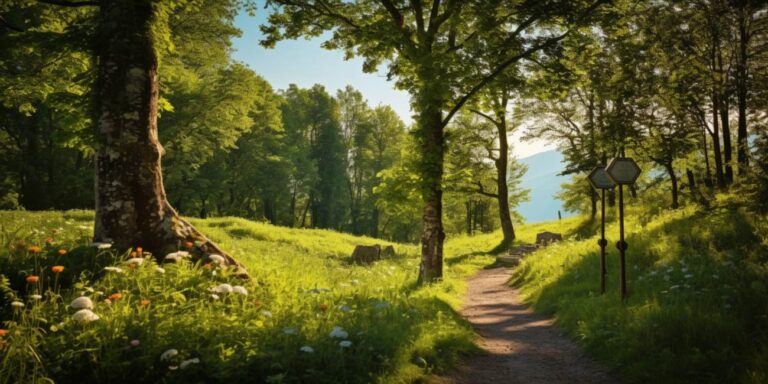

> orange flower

[
  {"left": 183, "top": 241, "right": 194, "bottom": 249},
  {"left": 140, "top": 299, "right": 150, "bottom": 306},
  {"left": 318, "top": 303, "right": 329, "bottom": 312},
  {"left": 0, "top": 329, "right": 6, "bottom": 337},
  {"left": 26, "top": 275, "right": 39, "bottom": 284},
  {"left": 127, "top": 263, "right": 137, "bottom": 269},
  {"left": 135, "top": 247, "right": 143, "bottom": 255},
  {"left": 51, "top": 265, "right": 64, "bottom": 274},
  {"left": 27, "top": 246, "right": 41, "bottom": 254},
  {"left": 130, "top": 251, "right": 137, "bottom": 257},
  {"left": 45, "top": 237, "right": 53, "bottom": 244},
  {"left": 57, "top": 249, "right": 67, "bottom": 256},
  {"left": 109, "top": 292, "right": 122, "bottom": 300},
  {"left": 203, "top": 263, "right": 213, "bottom": 270}
]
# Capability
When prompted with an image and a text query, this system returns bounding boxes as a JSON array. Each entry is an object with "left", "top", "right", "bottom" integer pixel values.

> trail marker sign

[
  {"left": 588, "top": 167, "right": 616, "bottom": 190},
  {"left": 606, "top": 157, "right": 641, "bottom": 185}
]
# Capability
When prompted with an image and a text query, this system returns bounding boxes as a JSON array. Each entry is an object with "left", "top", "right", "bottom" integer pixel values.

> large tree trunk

[
  {"left": 92, "top": 0, "right": 244, "bottom": 274},
  {"left": 417, "top": 105, "right": 445, "bottom": 284}
]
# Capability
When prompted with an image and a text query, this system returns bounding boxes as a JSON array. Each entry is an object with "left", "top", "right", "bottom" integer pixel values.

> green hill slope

[{"left": 0, "top": 211, "right": 498, "bottom": 384}]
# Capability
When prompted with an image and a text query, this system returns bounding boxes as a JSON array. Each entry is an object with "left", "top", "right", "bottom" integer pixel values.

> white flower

[
  {"left": 211, "top": 283, "right": 233, "bottom": 294},
  {"left": 208, "top": 254, "right": 226, "bottom": 265},
  {"left": 160, "top": 349, "right": 179, "bottom": 361},
  {"left": 261, "top": 310, "right": 273, "bottom": 318},
  {"left": 29, "top": 294, "right": 43, "bottom": 300},
  {"left": 300, "top": 346, "right": 314, "bottom": 353},
  {"left": 164, "top": 251, "right": 189, "bottom": 262},
  {"left": 339, "top": 340, "right": 352, "bottom": 348},
  {"left": 130, "top": 339, "right": 140, "bottom": 347},
  {"left": 72, "top": 309, "right": 99, "bottom": 322},
  {"left": 684, "top": 274, "right": 693, "bottom": 279},
  {"left": 180, "top": 357, "right": 200, "bottom": 370},
  {"left": 155, "top": 266, "right": 166, "bottom": 274},
  {"left": 232, "top": 285, "right": 248, "bottom": 295},
  {"left": 329, "top": 326, "right": 348, "bottom": 339},
  {"left": 103, "top": 266, "right": 124, "bottom": 273},
  {"left": 92, "top": 242, "right": 112, "bottom": 249},
  {"left": 210, "top": 294, "right": 220, "bottom": 300},
  {"left": 283, "top": 327, "right": 297, "bottom": 335},
  {"left": 11, "top": 301, "right": 24, "bottom": 308},
  {"left": 124, "top": 258, "right": 145, "bottom": 266},
  {"left": 70, "top": 296, "right": 94, "bottom": 310},
  {"left": 94, "top": 291, "right": 104, "bottom": 297}
]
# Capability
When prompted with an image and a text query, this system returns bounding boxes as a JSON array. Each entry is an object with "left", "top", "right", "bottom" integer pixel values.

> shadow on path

[{"left": 431, "top": 266, "right": 619, "bottom": 384}]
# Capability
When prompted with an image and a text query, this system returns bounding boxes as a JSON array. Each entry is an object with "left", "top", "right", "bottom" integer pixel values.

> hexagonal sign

[
  {"left": 588, "top": 167, "right": 616, "bottom": 190},
  {"left": 606, "top": 157, "right": 642, "bottom": 185}
]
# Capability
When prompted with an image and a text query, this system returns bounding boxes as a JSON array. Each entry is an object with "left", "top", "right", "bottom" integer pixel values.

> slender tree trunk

[
  {"left": 686, "top": 168, "right": 697, "bottom": 201},
  {"left": 417, "top": 105, "right": 445, "bottom": 284},
  {"left": 702, "top": 123, "right": 713, "bottom": 187},
  {"left": 495, "top": 118, "right": 515, "bottom": 250},
  {"left": 711, "top": 92, "right": 726, "bottom": 188},
  {"left": 92, "top": 0, "right": 243, "bottom": 273},
  {"left": 720, "top": 98, "right": 734, "bottom": 184},
  {"left": 736, "top": 12, "right": 750, "bottom": 175},
  {"left": 664, "top": 162, "right": 679, "bottom": 209}
]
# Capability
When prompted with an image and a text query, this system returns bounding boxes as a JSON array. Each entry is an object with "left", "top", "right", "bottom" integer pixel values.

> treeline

[
  {"left": 0, "top": 0, "right": 529, "bottom": 242},
  {"left": 520, "top": 0, "right": 768, "bottom": 215}
]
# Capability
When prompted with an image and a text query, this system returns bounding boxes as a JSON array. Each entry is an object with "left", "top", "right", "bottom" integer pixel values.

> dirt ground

[{"left": 432, "top": 266, "right": 619, "bottom": 384}]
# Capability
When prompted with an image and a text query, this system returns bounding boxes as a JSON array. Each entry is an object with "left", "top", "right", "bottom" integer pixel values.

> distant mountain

[{"left": 516, "top": 149, "right": 574, "bottom": 223}]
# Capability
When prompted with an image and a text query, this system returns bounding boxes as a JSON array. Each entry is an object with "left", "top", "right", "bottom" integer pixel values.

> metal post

[
  {"left": 617, "top": 184, "right": 627, "bottom": 301},
  {"left": 599, "top": 189, "right": 607, "bottom": 294}
]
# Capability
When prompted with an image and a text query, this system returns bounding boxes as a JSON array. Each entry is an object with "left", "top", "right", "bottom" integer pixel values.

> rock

[
  {"left": 536, "top": 231, "right": 563, "bottom": 246},
  {"left": 351, "top": 245, "right": 381, "bottom": 264}
]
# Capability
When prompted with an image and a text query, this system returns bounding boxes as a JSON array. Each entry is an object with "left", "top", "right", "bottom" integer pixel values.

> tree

[
  {"left": 90, "top": 0, "right": 244, "bottom": 271},
  {"left": 262, "top": 0, "right": 606, "bottom": 283}
]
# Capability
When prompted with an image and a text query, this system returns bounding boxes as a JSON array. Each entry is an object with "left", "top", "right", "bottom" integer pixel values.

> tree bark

[
  {"left": 736, "top": 9, "right": 750, "bottom": 175},
  {"left": 92, "top": 0, "right": 244, "bottom": 274},
  {"left": 720, "top": 97, "right": 734, "bottom": 184},
  {"left": 711, "top": 92, "right": 726, "bottom": 189},
  {"left": 664, "top": 162, "right": 679, "bottom": 209},
  {"left": 495, "top": 116, "right": 515, "bottom": 250},
  {"left": 417, "top": 105, "right": 445, "bottom": 284}
]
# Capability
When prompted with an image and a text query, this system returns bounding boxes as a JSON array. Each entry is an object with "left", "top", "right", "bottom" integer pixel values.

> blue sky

[{"left": 231, "top": 7, "right": 553, "bottom": 158}]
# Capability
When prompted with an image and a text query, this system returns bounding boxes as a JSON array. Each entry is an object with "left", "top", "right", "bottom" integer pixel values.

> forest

[{"left": 1, "top": 0, "right": 768, "bottom": 383}]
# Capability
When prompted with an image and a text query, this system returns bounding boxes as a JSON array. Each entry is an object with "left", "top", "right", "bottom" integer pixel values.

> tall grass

[
  {"left": 512, "top": 203, "right": 768, "bottom": 383},
  {"left": 0, "top": 211, "right": 495, "bottom": 384}
]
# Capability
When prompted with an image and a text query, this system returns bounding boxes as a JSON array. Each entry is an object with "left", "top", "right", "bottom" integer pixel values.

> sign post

[
  {"left": 588, "top": 167, "right": 615, "bottom": 294},
  {"left": 605, "top": 157, "right": 642, "bottom": 301}
]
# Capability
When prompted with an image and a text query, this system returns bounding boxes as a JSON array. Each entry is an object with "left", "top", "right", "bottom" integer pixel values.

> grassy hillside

[
  {"left": 0, "top": 211, "right": 499, "bottom": 384},
  {"left": 512, "top": 201, "right": 768, "bottom": 384}
]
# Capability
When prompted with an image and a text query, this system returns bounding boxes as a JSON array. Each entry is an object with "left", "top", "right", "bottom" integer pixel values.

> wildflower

[
  {"left": 0, "top": 329, "right": 7, "bottom": 337},
  {"left": 92, "top": 242, "right": 112, "bottom": 249},
  {"left": 58, "top": 249, "right": 67, "bottom": 256},
  {"left": 29, "top": 294, "right": 43, "bottom": 300},
  {"left": 130, "top": 339, "right": 140, "bottom": 347},
  {"left": 130, "top": 251, "right": 137, "bottom": 257},
  {"left": 232, "top": 285, "right": 248, "bottom": 295},
  {"left": 318, "top": 303, "right": 329, "bottom": 312},
  {"left": 283, "top": 327, "right": 297, "bottom": 335},
  {"left": 183, "top": 241, "right": 194, "bottom": 249},
  {"left": 124, "top": 258, "right": 144, "bottom": 266},
  {"left": 140, "top": 299, "right": 151, "bottom": 306},
  {"left": 210, "top": 294, "right": 220, "bottom": 300},
  {"left": 72, "top": 309, "right": 99, "bottom": 322},
  {"left": 300, "top": 346, "right": 314, "bottom": 353},
  {"left": 135, "top": 247, "right": 143, "bottom": 255},
  {"left": 28, "top": 246, "right": 41, "bottom": 253},
  {"left": 26, "top": 275, "right": 39, "bottom": 284},
  {"left": 339, "top": 340, "right": 352, "bottom": 348},
  {"left": 180, "top": 358, "right": 200, "bottom": 370},
  {"left": 52, "top": 265, "right": 65, "bottom": 273},
  {"left": 261, "top": 310, "right": 273, "bottom": 318},
  {"left": 208, "top": 254, "right": 225, "bottom": 265},
  {"left": 164, "top": 251, "right": 189, "bottom": 262},
  {"left": 329, "top": 326, "right": 348, "bottom": 339},
  {"left": 684, "top": 274, "right": 693, "bottom": 279},
  {"left": 160, "top": 349, "right": 179, "bottom": 361},
  {"left": 211, "top": 283, "right": 233, "bottom": 294},
  {"left": 11, "top": 301, "right": 25, "bottom": 308},
  {"left": 155, "top": 266, "right": 166, "bottom": 274},
  {"left": 103, "top": 266, "right": 124, "bottom": 273},
  {"left": 109, "top": 293, "right": 122, "bottom": 300}
]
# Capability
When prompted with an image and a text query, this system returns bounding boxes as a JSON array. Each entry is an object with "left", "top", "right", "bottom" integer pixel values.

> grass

[
  {"left": 0, "top": 210, "right": 496, "bottom": 384},
  {"left": 511, "top": 201, "right": 768, "bottom": 384}
]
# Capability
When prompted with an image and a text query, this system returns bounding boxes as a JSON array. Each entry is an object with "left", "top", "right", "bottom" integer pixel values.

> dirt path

[{"left": 433, "top": 266, "right": 618, "bottom": 384}]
